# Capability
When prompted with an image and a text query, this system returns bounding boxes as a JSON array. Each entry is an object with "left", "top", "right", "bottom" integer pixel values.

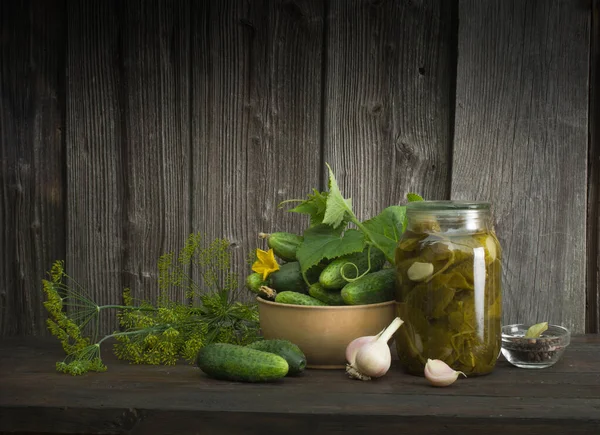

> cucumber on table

[
  {"left": 308, "top": 283, "right": 345, "bottom": 306},
  {"left": 275, "top": 291, "right": 327, "bottom": 306},
  {"left": 246, "top": 339, "right": 306, "bottom": 375},
  {"left": 341, "top": 268, "right": 396, "bottom": 305},
  {"left": 319, "top": 248, "right": 386, "bottom": 290},
  {"left": 196, "top": 343, "right": 289, "bottom": 382}
]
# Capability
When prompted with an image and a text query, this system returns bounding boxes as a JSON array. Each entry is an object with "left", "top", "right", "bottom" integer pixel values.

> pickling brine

[{"left": 394, "top": 201, "right": 502, "bottom": 376}]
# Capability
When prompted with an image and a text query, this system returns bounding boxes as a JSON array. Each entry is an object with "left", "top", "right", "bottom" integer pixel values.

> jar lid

[
  {"left": 406, "top": 201, "right": 491, "bottom": 230},
  {"left": 406, "top": 200, "right": 490, "bottom": 212}
]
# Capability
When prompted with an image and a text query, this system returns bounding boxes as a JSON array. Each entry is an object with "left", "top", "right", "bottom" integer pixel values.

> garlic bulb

[
  {"left": 424, "top": 359, "right": 466, "bottom": 387},
  {"left": 346, "top": 317, "right": 404, "bottom": 381},
  {"left": 345, "top": 335, "right": 378, "bottom": 366}
]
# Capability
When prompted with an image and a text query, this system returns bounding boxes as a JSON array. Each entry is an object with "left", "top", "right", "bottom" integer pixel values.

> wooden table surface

[{"left": 0, "top": 336, "right": 599, "bottom": 435}]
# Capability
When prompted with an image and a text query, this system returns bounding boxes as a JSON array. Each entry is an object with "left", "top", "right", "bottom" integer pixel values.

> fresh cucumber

[
  {"left": 260, "top": 232, "right": 303, "bottom": 262},
  {"left": 196, "top": 343, "right": 288, "bottom": 382},
  {"left": 308, "top": 283, "right": 345, "bottom": 306},
  {"left": 246, "top": 339, "right": 306, "bottom": 375},
  {"left": 341, "top": 268, "right": 396, "bottom": 305},
  {"left": 275, "top": 291, "right": 327, "bottom": 306},
  {"left": 319, "top": 248, "right": 386, "bottom": 290},
  {"left": 246, "top": 273, "right": 267, "bottom": 294},
  {"left": 268, "top": 261, "right": 308, "bottom": 294}
]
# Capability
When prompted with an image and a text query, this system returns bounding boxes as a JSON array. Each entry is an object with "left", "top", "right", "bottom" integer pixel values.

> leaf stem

[
  {"left": 277, "top": 199, "right": 305, "bottom": 208},
  {"left": 331, "top": 185, "right": 395, "bottom": 264},
  {"left": 351, "top": 217, "right": 395, "bottom": 264}
]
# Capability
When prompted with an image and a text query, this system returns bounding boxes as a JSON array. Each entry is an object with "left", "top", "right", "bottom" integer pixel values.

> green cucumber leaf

[
  {"left": 407, "top": 193, "right": 424, "bottom": 202},
  {"left": 322, "top": 163, "right": 354, "bottom": 229},
  {"left": 280, "top": 165, "right": 424, "bottom": 267},
  {"left": 296, "top": 225, "right": 365, "bottom": 274},
  {"left": 361, "top": 205, "right": 407, "bottom": 261},
  {"left": 525, "top": 322, "right": 548, "bottom": 338},
  {"left": 283, "top": 189, "right": 329, "bottom": 227}
]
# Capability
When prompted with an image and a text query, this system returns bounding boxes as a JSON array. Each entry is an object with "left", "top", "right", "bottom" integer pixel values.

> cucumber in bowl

[{"left": 341, "top": 268, "right": 396, "bottom": 305}]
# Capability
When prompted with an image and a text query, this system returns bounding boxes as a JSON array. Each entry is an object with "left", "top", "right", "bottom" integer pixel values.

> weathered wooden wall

[
  {"left": 1, "top": 0, "right": 66, "bottom": 335},
  {"left": 1, "top": 0, "right": 597, "bottom": 335},
  {"left": 588, "top": 0, "right": 600, "bottom": 337},
  {"left": 452, "top": 0, "right": 591, "bottom": 335}
]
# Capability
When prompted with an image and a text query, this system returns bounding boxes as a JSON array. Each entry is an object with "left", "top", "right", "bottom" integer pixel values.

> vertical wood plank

[
  {"left": 120, "top": 0, "right": 190, "bottom": 304},
  {"left": 452, "top": 0, "right": 590, "bottom": 333},
  {"left": 325, "top": 0, "right": 454, "bottom": 221},
  {"left": 0, "top": 0, "right": 66, "bottom": 335},
  {"left": 191, "top": 0, "right": 324, "bottom": 301},
  {"left": 66, "top": 0, "right": 123, "bottom": 333},
  {"left": 588, "top": 0, "right": 599, "bottom": 333}
]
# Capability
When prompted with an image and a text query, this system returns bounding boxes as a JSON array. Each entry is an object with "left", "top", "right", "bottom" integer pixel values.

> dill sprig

[{"left": 42, "top": 234, "right": 261, "bottom": 375}]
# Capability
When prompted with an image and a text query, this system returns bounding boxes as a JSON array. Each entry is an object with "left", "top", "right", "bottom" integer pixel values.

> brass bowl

[{"left": 257, "top": 297, "right": 396, "bottom": 369}]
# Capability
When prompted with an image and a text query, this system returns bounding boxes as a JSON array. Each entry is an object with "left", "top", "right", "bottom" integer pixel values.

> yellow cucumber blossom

[{"left": 252, "top": 248, "right": 280, "bottom": 280}]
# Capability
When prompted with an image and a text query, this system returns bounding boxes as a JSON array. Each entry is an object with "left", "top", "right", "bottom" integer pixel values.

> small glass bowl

[{"left": 501, "top": 324, "right": 570, "bottom": 369}]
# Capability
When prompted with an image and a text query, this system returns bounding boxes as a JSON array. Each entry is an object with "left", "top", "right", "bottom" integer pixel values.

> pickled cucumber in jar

[{"left": 394, "top": 201, "right": 502, "bottom": 376}]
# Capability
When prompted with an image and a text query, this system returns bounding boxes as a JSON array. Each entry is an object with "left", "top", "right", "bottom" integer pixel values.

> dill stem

[
  {"left": 97, "top": 327, "right": 166, "bottom": 345},
  {"left": 179, "top": 270, "right": 203, "bottom": 294}
]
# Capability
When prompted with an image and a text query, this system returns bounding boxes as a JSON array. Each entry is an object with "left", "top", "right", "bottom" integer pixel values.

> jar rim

[{"left": 406, "top": 200, "right": 490, "bottom": 212}]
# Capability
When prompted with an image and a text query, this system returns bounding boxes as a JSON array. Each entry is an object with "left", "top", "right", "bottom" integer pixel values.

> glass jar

[{"left": 394, "top": 201, "right": 502, "bottom": 376}]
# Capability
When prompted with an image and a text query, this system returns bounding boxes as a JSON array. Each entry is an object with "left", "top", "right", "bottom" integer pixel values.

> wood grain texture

[
  {"left": 0, "top": 0, "right": 66, "bottom": 335},
  {"left": 191, "top": 0, "right": 324, "bottom": 302},
  {"left": 120, "top": 0, "right": 191, "bottom": 305},
  {"left": 1, "top": 336, "right": 599, "bottom": 434},
  {"left": 587, "top": 0, "right": 599, "bottom": 333},
  {"left": 452, "top": 0, "right": 590, "bottom": 333},
  {"left": 66, "top": 0, "right": 123, "bottom": 333},
  {"left": 324, "top": 0, "right": 454, "bottom": 222}
]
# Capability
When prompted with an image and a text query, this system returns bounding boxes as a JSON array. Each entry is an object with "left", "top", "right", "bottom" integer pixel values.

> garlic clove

[
  {"left": 424, "top": 358, "right": 466, "bottom": 387},
  {"left": 407, "top": 262, "right": 434, "bottom": 282},
  {"left": 485, "top": 235, "right": 497, "bottom": 263}
]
